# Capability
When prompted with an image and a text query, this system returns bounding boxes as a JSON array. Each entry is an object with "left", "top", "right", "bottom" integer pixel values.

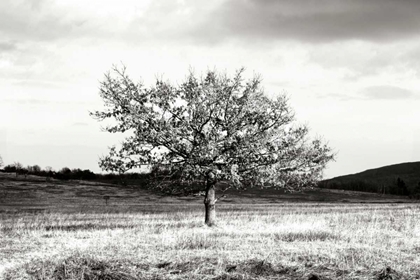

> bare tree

[
  {"left": 0, "top": 155, "right": 3, "bottom": 169},
  {"left": 45, "top": 166, "right": 53, "bottom": 181},
  {"left": 92, "top": 66, "right": 335, "bottom": 226},
  {"left": 14, "top": 162, "right": 27, "bottom": 178}
]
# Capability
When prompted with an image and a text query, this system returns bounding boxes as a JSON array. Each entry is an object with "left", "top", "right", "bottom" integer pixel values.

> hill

[
  {"left": 0, "top": 172, "right": 411, "bottom": 214},
  {"left": 320, "top": 161, "right": 420, "bottom": 196}
]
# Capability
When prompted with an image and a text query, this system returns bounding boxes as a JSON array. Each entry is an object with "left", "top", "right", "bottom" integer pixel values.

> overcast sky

[{"left": 1, "top": 0, "right": 420, "bottom": 178}]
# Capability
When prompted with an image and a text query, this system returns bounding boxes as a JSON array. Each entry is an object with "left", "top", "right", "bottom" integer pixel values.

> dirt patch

[
  {"left": 375, "top": 266, "right": 405, "bottom": 280},
  {"left": 4, "top": 256, "right": 143, "bottom": 280},
  {"left": 5, "top": 256, "right": 413, "bottom": 280},
  {"left": 244, "top": 259, "right": 279, "bottom": 276},
  {"left": 219, "top": 259, "right": 300, "bottom": 279},
  {"left": 155, "top": 258, "right": 217, "bottom": 275},
  {"left": 274, "top": 230, "right": 338, "bottom": 242},
  {"left": 52, "top": 258, "right": 138, "bottom": 280},
  {"left": 306, "top": 273, "right": 331, "bottom": 280}
]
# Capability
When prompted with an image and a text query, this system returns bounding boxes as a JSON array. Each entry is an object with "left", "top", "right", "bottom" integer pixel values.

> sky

[{"left": 1, "top": 0, "right": 419, "bottom": 178}]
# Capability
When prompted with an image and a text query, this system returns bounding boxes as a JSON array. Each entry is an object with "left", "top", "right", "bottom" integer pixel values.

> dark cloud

[
  {"left": 362, "top": 86, "right": 416, "bottom": 100},
  {"left": 1, "top": 0, "right": 420, "bottom": 50},
  {"left": 190, "top": 0, "right": 420, "bottom": 44},
  {"left": 6, "top": 0, "right": 419, "bottom": 46}
]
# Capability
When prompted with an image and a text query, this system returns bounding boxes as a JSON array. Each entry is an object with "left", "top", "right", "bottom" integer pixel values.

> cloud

[
  {"left": 0, "top": 98, "right": 91, "bottom": 106},
  {"left": 362, "top": 86, "right": 417, "bottom": 100},
  {"left": 0, "top": 0, "right": 208, "bottom": 45},
  {"left": 72, "top": 122, "right": 89, "bottom": 126},
  {"left": 2, "top": 0, "right": 420, "bottom": 48},
  {"left": 316, "top": 86, "right": 419, "bottom": 101},
  {"left": 316, "top": 93, "right": 356, "bottom": 101},
  {"left": 3, "top": 0, "right": 419, "bottom": 47},
  {"left": 306, "top": 40, "right": 420, "bottom": 82},
  {"left": 0, "top": 41, "right": 17, "bottom": 52},
  {"left": 12, "top": 80, "right": 65, "bottom": 89},
  {"left": 190, "top": 0, "right": 420, "bottom": 44},
  {"left": 1, "top": 98, "right": 49, "bottom": 105},
  {"left": 0, "top": 0, "right": 105, "bottom": 43}
]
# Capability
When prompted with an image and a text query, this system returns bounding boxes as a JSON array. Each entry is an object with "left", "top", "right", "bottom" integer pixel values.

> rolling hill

[
  {"left": 0, "top": 171, "right": 411, "bottom": 214},
  {"left": 320, "top": 161, "right": 420, "bottom": 196}
]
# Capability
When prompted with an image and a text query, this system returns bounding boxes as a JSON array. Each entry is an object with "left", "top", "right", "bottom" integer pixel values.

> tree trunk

[{"left": 204, "top": 182, "right": 216, "bottom": 226}]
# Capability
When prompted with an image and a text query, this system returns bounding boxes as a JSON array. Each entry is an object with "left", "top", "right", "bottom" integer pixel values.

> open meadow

[{"left": 1, "top": 173, "right": 420, "bottom": 279}]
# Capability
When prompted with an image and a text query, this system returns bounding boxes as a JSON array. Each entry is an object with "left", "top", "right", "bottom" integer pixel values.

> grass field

[{"left": 1, "top": 173, "right": 419, "bottom": 279}]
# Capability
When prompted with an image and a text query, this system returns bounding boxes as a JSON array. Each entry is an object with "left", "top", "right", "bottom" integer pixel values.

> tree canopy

[{"left": 92, "top": 66, "right": 335, "bottom": 225}]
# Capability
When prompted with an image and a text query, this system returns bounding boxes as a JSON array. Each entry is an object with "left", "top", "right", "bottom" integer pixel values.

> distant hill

[
  {"left": 319, "top": 161, "right": 420, "bottom": 197},
  {"left": 0, "top": 172, "right": 412, "bottom": 213}
]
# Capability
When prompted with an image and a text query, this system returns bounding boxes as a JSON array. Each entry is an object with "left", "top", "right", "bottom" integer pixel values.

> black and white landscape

[{"left": 1, "top": 1, "right": 420, "bottom": 279}]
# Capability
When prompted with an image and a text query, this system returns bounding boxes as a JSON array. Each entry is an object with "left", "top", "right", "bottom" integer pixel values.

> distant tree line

[
  {"left": 0, "top": 159, "right": 151, "bottom": 186},
  {"left": 4, "top": 156, "right": 418, "bottom": 199},
  {"left": 318, "top": 177, "right": 420, "bottom": 198},
  {"left": 1, "top": 162, "right": 97, "bottom": 181}
]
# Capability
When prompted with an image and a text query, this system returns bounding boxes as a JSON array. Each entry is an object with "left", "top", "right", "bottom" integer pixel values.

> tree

[
  {"left": 45, "top": 166, "right": 53, "bottom": 173},
  {"left": 45, "top": 166, "right": 53, "bottom": 181},
  {"left": 56, "top": 167, "right": 72, "bottom": 180},
  {"left": 4, "top": 164, "right": 16, "bottom": 173},
  {"left": 14, "top": 162, "right": 26, "bottom": 177},
  {"left": 91, "top": 66, "right": 335, "bottom": 226},
  {"left": 82, "top": 169, "right": 97, "bottom": 180},
  {"left": 0, "top": 155, "right": 3, "bottom": 169},
  {"left": 60, "top": 167, "right": 72, "bottom": 174},
  {"left": 31, "top": 165, "right": 42, "bottom": 174},
  {"left": 414, "top": 182, "right": 420, "bottom": 199},
  {"left": 397, "top": 177, "right": 409, "bottom": 196}
]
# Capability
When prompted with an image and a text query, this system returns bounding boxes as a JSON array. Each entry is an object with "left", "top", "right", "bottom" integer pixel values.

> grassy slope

[
  {"left": 0, "top": 172, "right": 411, "bottom": 213},
  {"left": 1, "top": 173, "right": 419, "bottom": 279},
  {"left": 323, "top": 161, "right": 420, "bottom": 187}
]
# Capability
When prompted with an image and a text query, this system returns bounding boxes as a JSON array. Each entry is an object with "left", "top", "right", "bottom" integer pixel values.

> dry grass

[
  {"left": 1, "top": 203, "right": 420, "bottom": 279},
  {"left": 1, "top": 173, "right": 419, "bottom": 279}
]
